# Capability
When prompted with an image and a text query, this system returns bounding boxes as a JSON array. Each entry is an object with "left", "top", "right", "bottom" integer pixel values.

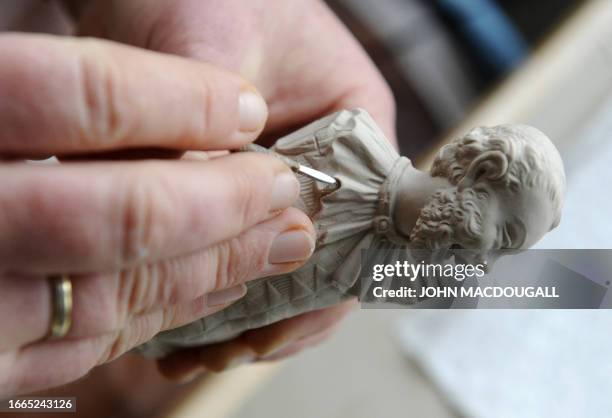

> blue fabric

[{"left": 433, "top": 0, "right": 528, "bottom": 76}]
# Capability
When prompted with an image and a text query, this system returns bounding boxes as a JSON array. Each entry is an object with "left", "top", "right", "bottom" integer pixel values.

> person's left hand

[{"left": 71, "top": 0, "right": 396, "bottom": 379}]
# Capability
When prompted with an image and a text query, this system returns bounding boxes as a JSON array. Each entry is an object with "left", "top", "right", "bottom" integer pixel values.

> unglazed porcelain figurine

[{"left": 138, "top": 109, "right": 566, "bottom": 357}]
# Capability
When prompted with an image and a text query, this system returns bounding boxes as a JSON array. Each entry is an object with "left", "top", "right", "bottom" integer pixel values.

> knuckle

[
  {"left": 77, "top": 43, "right": 127, "bottom": 146},
  {"left": 117, "top": 166, "right": 175, "bottom": 266},
  {"left": 201, "top": 77, "right": 216, "bottom": 141},
  {"left": 100, "top": 331, "right": 127, "bottom": 364},
  {"left": 117, "top": 265, "right": 155, "bottom": 319},
  {"left": 230, "top": 169, "right": 259, "bottom": 228},
  {"left": 212, "top": 235, "right": 266, "bottom": 290},
  {"left": 150, "top": 258, "right": 182, "bottom": 305},
  {"left": 98, "top": 312, "right": 164, "bottom": 365},
  {"left": 227, "top": 156, "right": 272, "bottom": 228},
  {"left": 212, "top": 240, "right": 239, "bottom": 290},
  {"left": 159, "top": 306, "right": 180, "bottom": 332},
  {"left": 116, "top": 255, "right": 187, "bottom": 318},
  {"left": 161, "top": 295, "right": 208, "bottom": 331}
]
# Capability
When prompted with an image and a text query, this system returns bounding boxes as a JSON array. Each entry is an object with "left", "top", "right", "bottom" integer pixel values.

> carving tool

[{"left": 239, "top": 143, "right": 338, "bottom": 186}]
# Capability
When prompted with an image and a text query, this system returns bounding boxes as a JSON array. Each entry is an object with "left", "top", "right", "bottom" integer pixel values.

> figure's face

[
  {"left": 415, "top": 125, "right": 565, "bottom": 264},
  {"left": 410, "top": 181, "right": 555, "bottom": 263},
  {"left": 470, "top": 182, "right": 554, "bottom": 251}
]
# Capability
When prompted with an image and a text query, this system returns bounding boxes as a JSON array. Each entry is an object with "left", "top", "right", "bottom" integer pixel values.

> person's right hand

[{"left": 0, "top": 33, "right": 315, "bottom": 398}]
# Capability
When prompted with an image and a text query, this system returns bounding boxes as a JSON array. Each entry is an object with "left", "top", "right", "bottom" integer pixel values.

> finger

[
  {"left": 157, "top": 299, "right": 356, "bottom": 378},
  {"left": 95, "top": 293, "right": 228, "bottom": 365},
  {"left": 2, "top": 286, "right": 255, "bottom": 397},
  {"left": 74, "top": 208, "right": 315, "bottom": 340},
  {"left": 241, "top": 298, "right": 357, "bottom": 356},
  {"left": 181, "top": 150, "right": 230, "bottom": 161},
  {"left": 0, "top": 153, "right": 300, "bottom": 272},
  {"left": 0, "top": 33, "right": 268, "bottom": 156},
  {"left": 259, "top": 326, "right": 335, "bottom": 361},
  {"left": 0, "top": 272, "right": 51, "bottom": 351},
  {"left": 0, "top": 335, "right": 110, "bottom": 397},
  {"left": 1, "top": 208, "right": 315, "bottom": 349},
  {"left": 158, "top": 327, "right": 335, "bottom": 381},
  {"left": 157, "top": 336, "right": 255, "bottom": 379}
]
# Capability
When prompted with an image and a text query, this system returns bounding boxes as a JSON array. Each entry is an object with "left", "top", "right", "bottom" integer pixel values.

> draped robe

[{"left": 138, "top": 109, "right": 412, "bottom": 357}]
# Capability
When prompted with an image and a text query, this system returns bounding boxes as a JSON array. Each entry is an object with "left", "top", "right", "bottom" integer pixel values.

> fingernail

[
  {"left": 177, "top": 368, "right": 207, "bottom": 384},
  {"left": 268, "top": 230, "right": 315, "bottom": 264},
  {"left": 271, "top": 172, "right": 300, "bottom": 211},
  {"left": 259, "top": 342, "right": 292, "bottom": 359},
  {"left": 239, "top": 89, "right": 268, "bottom": 132},
  {"left": 206, "top": 284, "right": 247, "bottom": 307},
  {"left": 225, "top": 353, "right": 256, "bottom": 370}
]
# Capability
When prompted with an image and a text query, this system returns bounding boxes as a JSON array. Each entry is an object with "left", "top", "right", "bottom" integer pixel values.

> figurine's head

[{"left": 409, "top": 125, "right": 565, "bottom": 260}]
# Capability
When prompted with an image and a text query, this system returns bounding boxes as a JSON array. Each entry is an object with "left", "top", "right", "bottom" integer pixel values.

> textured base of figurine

[{"left": 137, "top": 109, "right": 404, "bottom": 358}]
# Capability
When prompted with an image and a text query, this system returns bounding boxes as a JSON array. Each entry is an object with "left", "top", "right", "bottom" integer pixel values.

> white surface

[
  {"left": 230, "top": 310, "right": 454, "bottom": 418},
  {"left": 534, "top": 93, "right": 612, "bottom": 249},
  {"left": 396, "top": 310, "right": 612, "bottom": 418}
]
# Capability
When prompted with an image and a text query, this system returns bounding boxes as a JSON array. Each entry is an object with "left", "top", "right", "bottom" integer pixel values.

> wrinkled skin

[
  {"left": 73, "top": 0, "right": 396, "bottom": 380},
  {"left": 0, "top": 0, "right": 398, "bottom": 395}
]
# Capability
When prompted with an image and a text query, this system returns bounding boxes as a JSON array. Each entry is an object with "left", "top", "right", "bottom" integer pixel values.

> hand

[
  {"left": 75, "top": 0, "right": 397, "bottom": 144},
  {"left": 0, "top": 33, "right": 315, "bottom": 397},
  {"left": 73, "top": 0, "right": 397, "bottom": 377},
  {"left": 157, "top": 299, "right": 357, "bottom": 380}
]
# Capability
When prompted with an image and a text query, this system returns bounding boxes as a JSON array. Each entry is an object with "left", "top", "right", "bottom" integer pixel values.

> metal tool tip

[{"left": 296, "top": 164, "right": 338, "bottom": 185}]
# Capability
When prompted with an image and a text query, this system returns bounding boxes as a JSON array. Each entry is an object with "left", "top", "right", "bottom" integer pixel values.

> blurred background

[
  {"left": 6, "top": 0, "right": 612, "bottom": 417},
  {"left": 328, "top": 0, "right": 583, "bottom": 157}
]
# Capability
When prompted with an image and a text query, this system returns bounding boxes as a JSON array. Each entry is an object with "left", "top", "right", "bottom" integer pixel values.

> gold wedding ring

[{"left": 48, "top": 275, "right": 73, "bottom": 339}]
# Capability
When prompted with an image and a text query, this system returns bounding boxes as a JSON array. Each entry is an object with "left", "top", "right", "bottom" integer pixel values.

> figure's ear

[{"left": 458, "top": 151, "right": 508, "bottom": 188}]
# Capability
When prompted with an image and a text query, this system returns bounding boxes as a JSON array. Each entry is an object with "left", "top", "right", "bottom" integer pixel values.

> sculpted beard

[{"left": 409, "top": 187, "right": 485, "bottom": 250}]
